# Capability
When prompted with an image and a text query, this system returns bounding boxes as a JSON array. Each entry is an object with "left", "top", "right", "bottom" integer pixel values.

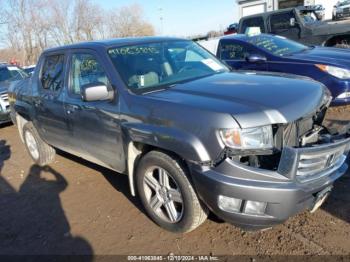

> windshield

[
  {"left": 0, "top": 66, "right": 28, "bottom": 83},
  {"left": 108, "top": 40, "right": 229, "bottom": 93},
  {"left": 247, "top": 35, "right": 308, "bottom": 56}
]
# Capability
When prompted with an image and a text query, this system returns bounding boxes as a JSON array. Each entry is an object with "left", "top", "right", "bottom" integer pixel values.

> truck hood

[
  {"left": 147, "top": 72, "right": 326, "bottom": 128},
  {"left": 290, "top": 46, "right": 350, "bottom": 68}
]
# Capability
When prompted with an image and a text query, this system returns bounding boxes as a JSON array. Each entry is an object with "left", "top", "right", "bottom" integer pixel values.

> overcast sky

[{"left": 93, "top": 0, "right": 239, "bottom": 37}]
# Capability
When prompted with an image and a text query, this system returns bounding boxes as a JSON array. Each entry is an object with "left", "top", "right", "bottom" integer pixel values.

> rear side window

[
  {"left": 41, "top": 55, "right": 65, "bottom": 91},
  {"left": 270, "top": 12, "right": 296, "bottom": 33},
  {"left": 241, "top": 17, "right": 265, "bottom": 34}
]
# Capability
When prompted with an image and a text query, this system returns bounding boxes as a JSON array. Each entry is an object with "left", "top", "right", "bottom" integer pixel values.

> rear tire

[
  {"left": 23, "top": 122, "right": 56, "bottom": 166},
  {"left": 136, "top": 150, "right": 208, "bottom": 233}
]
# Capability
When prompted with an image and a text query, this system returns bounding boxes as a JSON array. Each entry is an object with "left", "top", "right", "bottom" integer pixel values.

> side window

[
  {"left": 219, "top": 42, "right": 251, "bottom": 60},
  {"left": 270, "top": 12, "right": 295, "bottom": 33},
  {"left": 41, "top": 55, "right": 65, "bottom": 91},
  {"left": 241, "top": 17, "right": 266, "bottom": 34},
  {"left": 70, "top": 53, "right": 109, "bottom": 96}
]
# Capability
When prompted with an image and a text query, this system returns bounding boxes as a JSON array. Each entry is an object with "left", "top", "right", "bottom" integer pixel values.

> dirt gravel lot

[{"left": 1, "top": 109, "right": 350, "bottom": 256}]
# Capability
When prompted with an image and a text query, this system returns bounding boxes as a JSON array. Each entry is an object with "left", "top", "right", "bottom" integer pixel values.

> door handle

[
  {"left": 66, "top": 104, "right": 80, "bottom": 114},
  {"left": 34, "top": 100, "right": 42, "bottom": 107}
]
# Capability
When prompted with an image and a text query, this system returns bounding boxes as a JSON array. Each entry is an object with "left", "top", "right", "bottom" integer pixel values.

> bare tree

[
  {"left": 74, "top": 0, "right": 104, "bottom": 41},
  {"left": 2, "top": 0, "right": 33, "bottom": 64},
  {"left": 48, "top": 0, "right": 75, "bottom": 45},
  {"left": 107, "top": 4, "right": 155, "bottom": 38},
  {"left": 0, "top": 0, "right": 7, "bottom": 25},
  {"left": 0, "top": 0, "right": 155, "bottom": 65}
]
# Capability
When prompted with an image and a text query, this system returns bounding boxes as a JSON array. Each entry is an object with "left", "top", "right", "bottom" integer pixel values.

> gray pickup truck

[
  {"left": 9, "top": 37, "right": 350, "bottom": 233},
  {"left": 238, "top": 6, "right": 350, "bottom": 48}
]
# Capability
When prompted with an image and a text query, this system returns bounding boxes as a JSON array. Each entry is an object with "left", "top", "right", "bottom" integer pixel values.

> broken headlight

[{"left": 219, "top": 125, "right": 273, "bottom": 150}]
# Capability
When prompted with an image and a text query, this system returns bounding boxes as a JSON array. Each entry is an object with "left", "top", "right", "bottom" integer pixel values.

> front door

[{"left": 64, "top": 50, "right": 125, "bottom": 172}]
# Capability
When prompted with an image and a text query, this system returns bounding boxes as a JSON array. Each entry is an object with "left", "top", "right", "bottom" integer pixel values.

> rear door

[
  {"left": 34, "top": 53, "right": 71, "bottom": 150},
  {"left": 64, "top": 49, "right": 125, "bottom": 172},
  {"left": 218, "top": 40, "right": 267, "bottom": 71}
]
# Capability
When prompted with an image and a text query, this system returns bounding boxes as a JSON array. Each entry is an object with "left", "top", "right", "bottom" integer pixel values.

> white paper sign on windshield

[
  {"left": 8, "top": 67, "right": 18, "bottom": 71},
  {"left": 201, "top": 59, "right": 224, "bottom": 71}
]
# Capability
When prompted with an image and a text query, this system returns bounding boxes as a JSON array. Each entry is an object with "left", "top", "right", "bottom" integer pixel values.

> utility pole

[{"left": 158, "top": 7, "right": 164, "bottom": 35}]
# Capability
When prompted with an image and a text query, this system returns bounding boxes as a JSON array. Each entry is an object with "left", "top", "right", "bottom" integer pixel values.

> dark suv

[
  {"left": 9, "top": 37, "right": 350, "bottom": 233},
  {"left": 238, "top": 6, "right": 350, "bottom": 48}
]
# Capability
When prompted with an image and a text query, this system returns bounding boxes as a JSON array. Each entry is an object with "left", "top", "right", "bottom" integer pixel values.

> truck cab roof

[{"left": 239, "top": 7, "right": 295, "bottom": 21}]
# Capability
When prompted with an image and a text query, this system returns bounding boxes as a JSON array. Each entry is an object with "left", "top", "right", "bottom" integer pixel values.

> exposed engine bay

[{"left": 225, "top": 99, "right": 350, "bottom": 171}]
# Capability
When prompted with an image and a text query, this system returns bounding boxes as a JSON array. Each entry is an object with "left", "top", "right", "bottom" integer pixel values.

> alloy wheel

[
  {"left": 25, "top": 131, "right": 39, "bottom": 160},
  {"left": 143, "top": 166, "right": 184, "bottom": 223}
]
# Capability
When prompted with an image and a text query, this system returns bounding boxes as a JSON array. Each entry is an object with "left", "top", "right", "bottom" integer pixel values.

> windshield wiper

[{"left": 140, "top": 84, "right": 177, "bottom": 95}]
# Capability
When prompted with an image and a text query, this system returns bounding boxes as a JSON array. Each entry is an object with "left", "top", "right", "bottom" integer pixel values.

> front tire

[
  {"left": 136, "top": 151, "right": 208, "bottom": 233},
  {"left": 23, "top": 122, "right": 56, "bottom": 166}
]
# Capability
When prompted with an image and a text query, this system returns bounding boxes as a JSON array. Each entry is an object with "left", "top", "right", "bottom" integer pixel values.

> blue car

[{"left": 215, "top": 34, "right": 350, "bottom": 105}]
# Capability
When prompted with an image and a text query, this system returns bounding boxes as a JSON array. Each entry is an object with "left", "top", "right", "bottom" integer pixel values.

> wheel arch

[
  {"left": 123, "top": 123, "right": 211, "bottom": 196},
  {"left": 323, "top": 34, "right": 350, "bottom": 47},
  {"left": 15, "top": 113, "right": 30, "bottom": 142}
]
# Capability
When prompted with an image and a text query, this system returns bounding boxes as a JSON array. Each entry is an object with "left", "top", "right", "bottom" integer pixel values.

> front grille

[
  {"left": 0, "top": 92, "right": 9, "bottom": 112},
  {"left": 0, "top": 93, "right": 8, "bottom": 103},
  {"left": 278, "top": 137, "right": 350, "bottom": 182},
  {"left": 297, "top": 149, "right": 346, "bottom": 182}
]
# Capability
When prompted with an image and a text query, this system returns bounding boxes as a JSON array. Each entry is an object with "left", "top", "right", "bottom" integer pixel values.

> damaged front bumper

[{"left": 191, "top": 137, "right": 350, "bottom": 230}]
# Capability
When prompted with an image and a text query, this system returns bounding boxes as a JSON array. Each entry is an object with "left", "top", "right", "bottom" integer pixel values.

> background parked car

[
  {"left": 224, "top": 23, "right": 238, "bottom": 35},
  {"left": 199, "top": 33, "right": 350, "bottom": 105},
  {"left": 312, "top": 4, "right": 326, "bottom": 21},
  {"left": 333, "top": 0, "right": 350, "bottom": 20},
  {"left": 238, "top": 6, "right": 350, "bottom": 48},
  {"left": 0, "top": 64, "right": 28, "bottom": 124},
  {"left": 23, "top": 65, "right": 36, "bottom": 76}
]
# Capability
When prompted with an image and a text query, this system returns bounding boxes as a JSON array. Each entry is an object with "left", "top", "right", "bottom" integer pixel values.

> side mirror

[
  {"left": 246, "top": 54, "right": 267, "bottom": 63},
  {"left": 81, "top": 83, "right": 114, "bottom": 102},
  {"left": 290, "top": 17, "right": 296, "bottom": 27}
]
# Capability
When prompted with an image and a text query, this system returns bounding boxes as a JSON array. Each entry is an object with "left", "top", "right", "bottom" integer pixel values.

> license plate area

[{"left": 310, "top": 186, "right": 332, "bottom": 213}]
